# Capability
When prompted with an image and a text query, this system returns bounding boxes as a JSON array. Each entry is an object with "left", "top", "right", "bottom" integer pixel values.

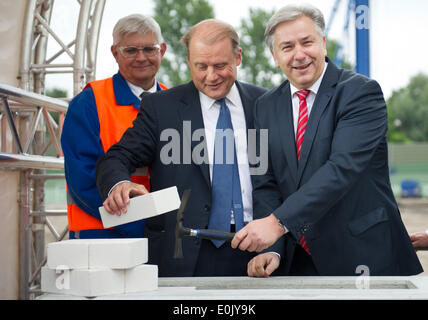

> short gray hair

[
  {"left": 112, "top": 14, "right": 164, "bottom": 45},
  {"left": 265, "top": 3, "right": 325, "bottom": 50}
]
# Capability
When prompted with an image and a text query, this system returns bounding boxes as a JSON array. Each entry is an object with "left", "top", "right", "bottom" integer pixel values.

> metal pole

[
  {"left": 86, "top": 0, "right": 106, "bottom": 83},
  {"left": 32, "top": 2, "right": 54, "bottom": 284},
  {"left": 33, "top": 1, "right": 51, "bottom": 283},
  {"left": 73, "top": 0, "right": 93, "bottom": 95},
  {"left": 355, "top": 0, "right": 370, "bottom": 77},
  {"left": 33, "top": 0, "right": 54, "bottom": 95},
  {"left": 19, "top": 170, "right": 32, "bottom": 300},
  {"left": 0, "top": 97, "right": 24, "bottom": 154},
  {"left": 19, "top": 0, "right": 37, "bottom": 91}
]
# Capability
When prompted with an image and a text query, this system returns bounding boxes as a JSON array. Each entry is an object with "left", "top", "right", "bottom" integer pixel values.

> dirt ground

[
  {"left": 45, "top": 198, "right": 428, "bottom": 275},
  {"left": 396, "top": 198, "right": 428, "bottom": 275}
]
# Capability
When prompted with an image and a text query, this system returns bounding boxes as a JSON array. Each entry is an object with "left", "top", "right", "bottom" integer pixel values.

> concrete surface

[
  {"left": 37, "top": 276, "right": 428, "bottom": 300},
  {"left": 398, "top": 198, "right": 428, "bottom": 275}
]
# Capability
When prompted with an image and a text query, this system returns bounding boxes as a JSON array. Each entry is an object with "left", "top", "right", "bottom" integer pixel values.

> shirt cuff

[
  {"left": 268, "top": 251, "right": 281, "bottom": 260},
  {"left": 107, "top": 180, "right": 132, "bottom": 196},
  {"left": 274, "top": 213, "right": 289, "bottom": 234}
]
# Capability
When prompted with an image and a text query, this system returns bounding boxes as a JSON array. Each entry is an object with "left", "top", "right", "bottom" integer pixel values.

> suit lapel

[
  {"left": 177, "top": 81, "right": 211, "bottom": 189},
  {"left": 277, "top": 82, "right": 299, "bottom": 186},
  {"left": 235, "top": 81, "right": 253, "bottom": 130},
  {"left": 296, "top": 61, "right": 339, "bottom": 184}
]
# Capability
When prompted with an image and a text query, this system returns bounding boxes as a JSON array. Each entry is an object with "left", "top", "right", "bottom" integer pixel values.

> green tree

[
  {"left": 45, "top": 88, "right": 67, "bottom": 98},
  {"left": 238, "top": 8, "right": 283, "bottom": 89},
  {"left": 326, "top": 39, "right": 353, "bottom": 70},
  {"left": 154, "top": 0, "right": 214, "bottom": 86},
  {"left": 387, "top": 73, "right": 428, "bottom": 142},
  {"left": 386, "top": 106, "right": 411, "bottom": 143}
]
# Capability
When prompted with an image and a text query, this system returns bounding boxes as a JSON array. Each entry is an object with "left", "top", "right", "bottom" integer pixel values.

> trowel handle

[{"left": 196, "top": 229, "right": 235, "bottom": 241}]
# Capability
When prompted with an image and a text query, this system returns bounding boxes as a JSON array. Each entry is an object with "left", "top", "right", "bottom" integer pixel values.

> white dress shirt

[
  {"left": 127, "top": 80, "right": 157, "bottom": 100},
  {"left": 290, "top": 62, "right": 328, "bottom": 137},
  {"left": 199, "top": 83, "right": 253, "bottom": 224}
]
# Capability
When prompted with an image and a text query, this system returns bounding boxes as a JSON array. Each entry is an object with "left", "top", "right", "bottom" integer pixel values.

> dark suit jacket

[
  {"left": 252, "top": 58, "right": 423, "bottom": 276},
  {"left": 96, "top": 80, "right": 267, "bottom": 276}
]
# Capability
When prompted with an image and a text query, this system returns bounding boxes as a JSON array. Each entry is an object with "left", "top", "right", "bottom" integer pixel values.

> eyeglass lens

[{"left": 121, "top": 45, "right": 160, "bottom": 57}]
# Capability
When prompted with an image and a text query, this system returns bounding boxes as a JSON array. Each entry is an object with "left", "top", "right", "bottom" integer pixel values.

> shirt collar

[
  {"left": 127, "top": 79, "right": 158, "bottom": 100},
  {"left": 290, "top": 62, "right": 328, "bottom": 96},
  {"left": 199, "top": 82, "right": 240, "bottom": 109}
]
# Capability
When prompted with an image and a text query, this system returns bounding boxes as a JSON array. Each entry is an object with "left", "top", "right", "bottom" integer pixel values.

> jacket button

[{"left": 204, "top": 204, "right": 210, "bottom": 212}]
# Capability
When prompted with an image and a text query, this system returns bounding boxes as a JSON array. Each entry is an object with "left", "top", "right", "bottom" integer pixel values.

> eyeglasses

[{"left": 117, "top": 44, "right": 161, "bottom": 58}]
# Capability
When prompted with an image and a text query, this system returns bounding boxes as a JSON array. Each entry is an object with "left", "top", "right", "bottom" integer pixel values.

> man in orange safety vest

[{"left": 61, "top": 14, "right": 167, "bottom": 239}]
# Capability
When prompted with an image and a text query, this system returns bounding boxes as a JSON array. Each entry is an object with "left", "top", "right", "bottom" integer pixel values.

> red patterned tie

[{"left": 296, "top": 90, "right": 311, "bottom": 255}]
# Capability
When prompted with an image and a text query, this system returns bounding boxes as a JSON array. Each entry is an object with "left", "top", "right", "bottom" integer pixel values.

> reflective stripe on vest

[{"left": 67, "top": 78, "right": 167, "bottom": 231}]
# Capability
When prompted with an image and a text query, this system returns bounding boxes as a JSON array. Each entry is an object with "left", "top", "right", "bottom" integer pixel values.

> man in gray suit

[{"left": 232, "top": 4, "right": 423, "bottom": 277}]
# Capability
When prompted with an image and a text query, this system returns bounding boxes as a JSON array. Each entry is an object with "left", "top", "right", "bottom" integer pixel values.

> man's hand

[
  {"left": 231, "top": 214, "right": 285, "bottom": 252},
  {"left": 103, "top": 181, "right": 148, "bottom": 216},
  {"left": 247, "top": 252, "right": 280, "bottom": 277},
  {"left": 410, "top": 231, "right": 428, "bottom": 250}
]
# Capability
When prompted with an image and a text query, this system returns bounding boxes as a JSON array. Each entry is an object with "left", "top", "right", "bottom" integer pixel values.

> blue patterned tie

[{"left": 208, "top": 98, "right": 244, "bottom": 247}]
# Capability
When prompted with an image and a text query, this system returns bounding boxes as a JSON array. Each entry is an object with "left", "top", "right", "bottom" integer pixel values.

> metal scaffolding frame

[
  {"left": 19, "top": 0, "right": 106, "bottom": 95},
  {"left": 0, "top": 0, "right": 106, "bottom": 299}
]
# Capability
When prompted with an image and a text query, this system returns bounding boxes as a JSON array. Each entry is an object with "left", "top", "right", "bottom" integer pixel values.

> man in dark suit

[
  {"left": 96, "top": 19, "right": 266, "bottom": 276},
  {"left": 231, "top": 4, "right": 423, "bottom": 277}
]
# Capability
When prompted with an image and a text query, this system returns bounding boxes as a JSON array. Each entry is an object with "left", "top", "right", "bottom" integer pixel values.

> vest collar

[{"left": 112, "top": 71, "right": 140, "bottom": 109}]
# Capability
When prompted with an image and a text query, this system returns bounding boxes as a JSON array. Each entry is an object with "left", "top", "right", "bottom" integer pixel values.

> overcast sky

[{"left": 45, "top": 0, "right": 428, "bottom": 99}]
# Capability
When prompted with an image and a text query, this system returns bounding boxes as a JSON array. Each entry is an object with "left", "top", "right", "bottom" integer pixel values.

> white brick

[
  {"left": 47, "top": 240, "right": 89, "bottom": 269},
  {"left": 89, "top": 238, "right": 148, "bottom": 269},
  {"left": 47, "top": 238, "right": 148, "bottom": 269},
  {"left": 99, "top": 186, "right": 181, "bottom": 228},
  {"left": 125, "top": 264, "right": 158, "bottom": 293},
  {"left": 41, "top": 266, "right": 124, "bottom": 297}
]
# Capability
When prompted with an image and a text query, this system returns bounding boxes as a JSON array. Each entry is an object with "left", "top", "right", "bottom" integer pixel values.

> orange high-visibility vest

[{"left": 67, "top": 77, "right": 167, "bottom": 231}]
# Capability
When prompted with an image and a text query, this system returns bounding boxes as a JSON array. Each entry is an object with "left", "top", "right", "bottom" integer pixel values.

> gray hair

[
  {"left": 265, "top": 3, "right": 325, "bottom": 50},
  {"left": 112, "top": 14, "right": 164, "bottom": 45}
]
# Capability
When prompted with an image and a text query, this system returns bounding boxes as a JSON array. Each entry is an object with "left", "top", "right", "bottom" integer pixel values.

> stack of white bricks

[{"left": 41, "top": 238, "right": 157, "bottom": 297}]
